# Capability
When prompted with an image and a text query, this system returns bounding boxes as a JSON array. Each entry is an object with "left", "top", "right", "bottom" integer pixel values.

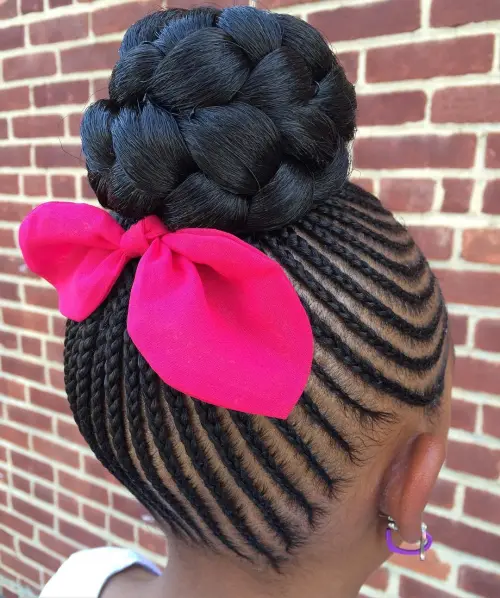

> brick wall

[{"left": 0, "top": 0, "right": 499, "bottom": 596}]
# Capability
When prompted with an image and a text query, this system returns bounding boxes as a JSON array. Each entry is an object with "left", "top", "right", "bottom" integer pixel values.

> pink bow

[{"left": 19, "top": 202, "right": 313, "bottom": 418}]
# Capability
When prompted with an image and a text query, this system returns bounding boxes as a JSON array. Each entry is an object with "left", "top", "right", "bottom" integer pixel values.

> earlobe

[{"left": 380, "top": 433, "right": 446, "bottom": 544}]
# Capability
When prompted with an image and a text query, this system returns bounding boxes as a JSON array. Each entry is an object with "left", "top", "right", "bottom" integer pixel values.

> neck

[{"left": 150, "top": 544, "right": 364, "bottom": 598}]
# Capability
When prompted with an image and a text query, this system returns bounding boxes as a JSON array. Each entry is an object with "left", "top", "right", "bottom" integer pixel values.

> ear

[{"left": 381, "top": 432, "right": 446, "bottom": 543}]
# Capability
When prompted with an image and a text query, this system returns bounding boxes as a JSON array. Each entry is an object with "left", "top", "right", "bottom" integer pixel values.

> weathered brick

[
  {"left": 354, "top": 136, "right": 476, "bottom": 169},
  {"left": 20, "top": 541, "right": 61, "bottom": 573},
  {"left": 0, "top": 377, "right": 24, "bottom": 401},
  {"left": 475, "top": 319, "right": 500, "bottom": 352},
  {"left": 433, "top": 86, "right": 500, "bottom": 123},
  {"left": 366, "top": 36, "right": 494, "bottom": 82},
  {"left": 2, "top": 356, "right": 45, "bottom": 383},
  {"left": 462, "top": 229, "right": 500, "bottom": 264},
  {"left": 21, "top": 0, "right": 43, "bottom": 13},
  {"left": 486, "top": 134, "right": 500, "bottom": 168},
  {"left": 33, "top": 437, "right": 80, "bottom": 468},
  {"left": 51, "top": 174, "right": 76, "bottom": 198},
  {"left": 0, "top": 330, "right": 17, "bottom": 350},
  {"left": 0, "top": 86, "right": 30, "bottom": 111},
  {"left": 30, "top": 387, "right": 70, "bottom": 415},
  {"left": 61, "top": 42, "right": 120, "bottom": 73},
  {"left": 0, "top": 0, "right": 17, "bottom": 19},
  {"left": 82, "top": 504, "right": 106, "bottom": 528},
  {"left": 58, "top": 470, "right": 108, "bottom": 504},
  {"left": 1, "top": 552, "right": 39, "bottom": 584},
  {"left": 337, "top": 52, "right": 358, "bottom": 84},
  {"left": 58, "top": 491, "right": 79, "bottom": 515},
  {"left": 451, "top": 398, "right": 477, "bottom": 432},
  {"left": 34, "top": 81, "right": 90, "bottom": 107},
  {"left": 0, "top": 25, "right": 24, "bottom": 51},
  {"left": 357, "top": 91, "right": 426, "bottom": 126},
  {"left": 309, "top": 0, "right": 419, "bottom": 42},
  {"left": 400, "top": 577, "right": 456, "bottom": 598},
  {"left": 24, "top": 174, "right": 47, "bottom": 196},
  {"left": 0, "top": 228, "right": 16, "bottom": 249},
  {"left": 35, "top": 145, "right": 82, "bottom": 168},
  {"left": 4, "top": 52, "right": 57, "bottom": 81},
  {"left": 12, "top": 496, "right": 54, "bottom": 527},
  {"left": 13, "top": 115, "right": 64, "bottom": 138},
  {"left": 435, "top": 269, "right": 500, "bottom": 307},
  {"left": 431, "top": 0, "right": 500, "bottom": 27},
  {"left": 0, "top": 146, "right": 31, "bottom": 167},
  {"left": 0, "top": 201, "right": 32, "bottom": 222},
  {"left": 0, "top": 174, "right": 19, "bottom": 194},
  {"left": 30, "top": 14, "right": 88, "bottom": 45},
  {"left": 483, "top": 180, "right": 500, "bottom": 214},
  {"left": 39, "top": 530, "right": 79, "bottom": 559},
  {"left": 59, "top": 520, "right": 104, "bottom": 549},
  {"left": 464, "top": 488, "right": 500, "bottom": 526},
  {"left": 379, "top": 179, "right": 435, "bottom": 211},
  {"left": 483, "top": 405, "right": 500, "bottom": 439},
  {"left": 25, "top": 285, "right": 58, "bottom": 309},
  {"left": 0, "top": 423, "right": 29, "bottom": 448},
  {"left": 391, "top": 547, "right": 451, "bottom": 581},
  {"left": 2, "top": 308, "right": 48, "bottom": 332},
  {"left": 408, "top": 226, "right": 453, "bottom": 260},
  {"left": 442, "top": 178, "right": 473, "bottom": 213},
  {"left": 92, "top": 1, "right": 158, "bottom": 36},
  {"left": 453, "top": 356, "right": 500, "bottom": 394},
  {"left": 449, "top": 314, "right": 468, "bottom": 346},
  {"left": 446, "top": 440, "right": 500, "bottom": 479},
  {"left": 8, "top": 404, "right": 51, "bottom": 432}
]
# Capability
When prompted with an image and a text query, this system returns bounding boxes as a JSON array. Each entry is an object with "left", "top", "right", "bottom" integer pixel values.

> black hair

[{"left": 65, "top": 6, "right": 449, "bottom": 569}]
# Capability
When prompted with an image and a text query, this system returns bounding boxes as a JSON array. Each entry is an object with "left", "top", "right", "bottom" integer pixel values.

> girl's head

[{"left": 32, "top": 6, "right": 453, "bottom": 596}]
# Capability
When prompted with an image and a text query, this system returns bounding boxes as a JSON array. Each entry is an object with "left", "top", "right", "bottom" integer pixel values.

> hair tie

[{"left": 19, "top": 202, "right": 313, "bottom": 419}]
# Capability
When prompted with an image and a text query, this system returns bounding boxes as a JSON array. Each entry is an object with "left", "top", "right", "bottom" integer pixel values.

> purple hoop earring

[{"left": 386, "top": 517, "right": 433, "bottom": 561}]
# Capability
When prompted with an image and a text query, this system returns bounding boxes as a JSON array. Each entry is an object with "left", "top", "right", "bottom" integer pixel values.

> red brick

[
  {"left": 92, "top": 77, "right": 110, "bottom": 101},
  {"left": 13, "top": 496, "right": 54, "bottom": 527},
  {"left": 83, "top": 504, "right": 106, "bottom": 527},
  {"left": 366, "top": 35, "right": 494, "bottom": 82},
  {"left": 449, "top": 314, "right": 468, "bottom": 346},
  {"left": 29, "top": 387, "right": 70, "bottom": 415},
  {"left": 379, "top": 179, "right": 435, "bottom": 211},
  {"left": 390, "top": 546, "right": 451, "bottom": 580},
  {"left": 454, "top": 356, "right": 500, "bottom": 394},
  {"left": 0, "top": 423, "right": 28, "bottom": 448},
  {"left": 58, "top": 491, "right": 79, "bottom": 515},
  {"left": 112, "top": 493, "right": 146, "bottom": 519},
  {"left": 21, "top": 0, "right": 43, "bottom": 12},
  {"left": 432, "top": 0, "right": 500, "bottom": 26},
  {"left": 446, "top": 440, "right": 500, "bottom": 479},
  {"left": 486, "top": 134, "right": 500, "bottom": 168},
  {"left": 0, "top": 0, "right": 17, "bottom": 19},
  {"left": 483, "top": 180, "right": 500, "bottom": 214},
  {"left": 0, "top": 146, "right": 31, "bottom": 167},
  {"left": 464, "top": 488, "right": 500, "bottom": 526},
  {"left": 35, "top": 145, "right": 82, "bottom": 168},
  {"left": 0, "top": 174, "right": 19, "bottom": 194},
  {"left": 81, "top": 175, "right": 95, "bottom": 199},
  {"left": 24, "top": 285, "right": 57, "bottom": 310},
  {"left": 56, "top": 418, "right": 85, "bottom": 446},
  {"left": 30, "top": 14, "right": 88, "bottom": 45},
  {"left": 355, "top": 135, "right": 476, "bottom": 170},
  {"left": 69, "top": 113, "right": 82, "bottom": 137},
  {"left": 24, "top": 174, "right": 47, "bottom": 196},
  {"left": 39, "top": 530, "right": 79, "bottom": 559},
  {"left": 34, "top": 482, "right": 54, "bottom": 504},
  {"left": 0, "top": 378, "right": 24, "bottom": 401},
  {"left": 3, "top": 587, "right": 17, "bottom": 598},
  {"left": 8, "top": 404, "right": 51, "bottom": 432},
  {"left": 2, "top": 308, "right": 48, "bottom": 332},
  {"left": 451, "top": 398, "right": 477, "bottom": 432},
  {"left": 357, "top": 91, "right": 426, "bottom": 127},
  {"left": 475, "top": 319, "right": 500, "bottom": 352},
  {"left": 49, "top": 0, "right": 72, "bottom": 6},
  {"left": 483, "top": 405, "right": 500, "bottom": 439},
  {"left": 460, "top": 566, "right": 500, "bottom": 598},
  {"left": 138, "top": 529, "right": 167, "bottom": 554},
  {"left": 309, "top": 0, "right": 419, "bottom": 42},
  {"left": 33, "top": 437, "right": 80, "bottom": 468},
  {"left": 61, "top": 42, "right": 120, "bottom": 73},
  {"left": 13, "top": 115, "right": 64, "bottom": 138},
  {"left": 84, "top": 455, "right": 118, "bottom": 485},
  {"left": 46, "top": 340, "right": 63, "bottom": 363},
  {"left": 52, "top": 315, "right": 66, "bottom": 338},
  {"left": 21, "top": 335, "right": 42, "bottom": 356},
  {"left": 13, "top": 473, "right": 30, "bottom": 494},
  {"left": 1, "top": 511, "right": 34, "bottom": 538},
  {"left": 337, "top": 52, "right": 358, "bottom": 84},
  {"left": 0, "top": 25, "right": 23, "bottom": 51},
  {"left": 92, "top": 2, "right": 158, "bottom": 36},
  {"left": 435, "top": 269, "right": 500, "bottom": 307},
  {"left": 59, "top": 520, "right": 104, "bottom": 548},
  {"left": 351, "top": 178, "right": 374, "bottom": 193},
  {"left": 400, "top": 577, "right": 456, "bottom": 598},
  {"left": 51, "top": 175, "right": 76, "bottom": 198},
  {"left": 442, "top": 178, "right": 473, "bottom": 213},
  {"left": 2, "top": 356, "right": 44, "bottom": 383},
  {"left": 1, "top": 255, "right": 37, "bottom": 278},
  {"left": 0, "top": 86, "right": 29, "bottom": 111},
  {"left": 1, "top": 552, "right": 39, "bottom": 584},
  {"left": 0, "top": 201, "right": 32, "bottom": 222},
  {"left": 462, "top": 229, "right": 500, "bottom": 264},
  {"left": 58, "top": 471, "right": 109, "bottom": 504},
  {"left": 4, "top": 52, "right": 56, "bottom": 81},
  {"left": 0, "top": 118, "right": 7, "bottom": 138},
  {"left": 110, "top": 517, "right": 135, "bottom": 541},
  {"left": 0, "top": 330, "right": 17, "bottom": 350},
  {"left": 0, "top": 529, "right": 15, "bottom": 551},
  {"left": 0, "top": 228, "right": 16, "bottom": 249},
  {"left": 0, "top": 281, "right": 19, "bottom": 301},
  {"left": 20, "top": 541, "right": 62, "bottom": 573},
  {"left": 34, "top": 81, "right": 90, "bottom": 107},
  {"left": 429, "top": 478, "right": 456, "bottom": 509},
  {"left": 427, "top": 512, "right": 500, "bottom": 562},
  {"left": 408, "top": 226, "right": 453, "bottom": 260},
  {"left": 433, "top": 86, "right": 500, "bottom": 123},
  {"left": 50, "top": 368, "right": 65, "bottom": 390}
]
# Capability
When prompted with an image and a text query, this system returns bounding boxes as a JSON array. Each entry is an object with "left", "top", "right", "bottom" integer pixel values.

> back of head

[{"left": 67, "top": 5, "right": 449, "bottom": 578}]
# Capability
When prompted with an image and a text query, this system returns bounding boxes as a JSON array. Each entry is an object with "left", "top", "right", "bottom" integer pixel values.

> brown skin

[{"left": 102, "top": 343, "right": 453, "bottom": 598}]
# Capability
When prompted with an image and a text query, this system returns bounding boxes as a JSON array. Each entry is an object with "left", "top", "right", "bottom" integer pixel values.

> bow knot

[{"left": 119, "top": 216, "right": 165, "bottom": 259}]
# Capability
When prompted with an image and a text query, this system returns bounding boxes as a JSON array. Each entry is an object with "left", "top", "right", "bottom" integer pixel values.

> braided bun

[{"left": 81, "top": 7, "right": 356, "bottom": 233}]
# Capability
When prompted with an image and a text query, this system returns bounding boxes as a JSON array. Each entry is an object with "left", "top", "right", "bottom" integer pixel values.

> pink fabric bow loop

[{"left": 19, "top": 202, "right": 313, "bottom": 419}]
